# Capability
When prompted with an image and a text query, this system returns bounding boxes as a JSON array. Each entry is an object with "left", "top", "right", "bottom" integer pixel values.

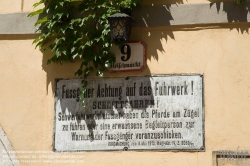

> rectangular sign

[
  {"left": 54, "top": 74, "right": 204, "bottom": 151},
  {"left": 109, "top": 41, "right": 146, "bottom": 72}
]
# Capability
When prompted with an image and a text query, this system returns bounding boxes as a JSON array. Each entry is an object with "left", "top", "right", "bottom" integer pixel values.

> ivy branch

[
  {"left": 237, "top": 0, "right": 247, "bottom": 4},
  {"left": 29, "top": 0, "right": 139, "bottom": 105}
]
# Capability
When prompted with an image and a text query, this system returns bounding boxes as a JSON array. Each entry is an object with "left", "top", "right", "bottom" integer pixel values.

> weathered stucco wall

[
  {"left": 0, "top": 1, "right": 250, "bottom": 166},
  {"left": 0, "top": 0, "right": 240, "bottom": 13}
]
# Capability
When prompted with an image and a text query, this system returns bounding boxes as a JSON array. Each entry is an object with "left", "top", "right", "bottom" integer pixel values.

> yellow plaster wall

[
  {"left": 0, "top": 23, "right": 250, "bottom": 166},
  {"left": 142, "top": 0, "right": 237, "bottom": 5},
  {"left": 0, "top": 0, "right": 238, "bottom": 13},
  {"left": 0, "top": 1, "right": 22, "bottom": 13}
]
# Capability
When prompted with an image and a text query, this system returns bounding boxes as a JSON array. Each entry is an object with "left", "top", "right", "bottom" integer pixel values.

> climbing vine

[
  {"left": 29, "top": 0, "right": 244, "bottom": 104},
  {"left": 29, "top": 0, "right": 139, "bottom": 103},
  {"left": 237, "top": 0, "right": 246, "bottom": 4}
]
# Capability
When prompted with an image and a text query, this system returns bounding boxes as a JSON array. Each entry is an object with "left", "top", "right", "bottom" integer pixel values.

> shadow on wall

[
  {"left": 143, "top": 30, "right": 175, "bottom": 62},
  {"left": 42, "top": 2, "right": 175, "bottom": 144},
  {"left": 40, "top": 0, "right": 250, "bottom": 145},
  {"left": 41, "top": 0, "right": 250, "bottom": 94},
  {"left": 56, "top": 76, "right": 155, "bottom": 145},
  {"left": 209, "top": 1, "right": 250, "bottom": 33},
  {"left": 131, "top": 4, "right": 175, "bottom": 61},
  {"left": 41, "top": 50, "right": 82, "bottom": 95},
  {"left": 133, "top": 1, "right": 250, "bottom": 35},
  {"left": 130, "top": 27, "right": 175, "bottom": 62},
  {"left": 41, "top": 46, "right": 155, "bottom": 146},
  {"left": 143, "top": 0, "right": 185, "bottom": 5}
]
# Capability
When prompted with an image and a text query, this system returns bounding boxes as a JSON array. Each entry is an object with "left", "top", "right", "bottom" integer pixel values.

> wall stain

[{"left": 21, "top": 0, "right": 24, "bottom": 12}]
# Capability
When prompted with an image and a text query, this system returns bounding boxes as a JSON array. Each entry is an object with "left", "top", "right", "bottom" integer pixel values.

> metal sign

[
  {"left": 54, "top": 74, "right": 204, "bottom": 152},
  {"left": 109, "top": 41, "right": 146, "bottom": 72}
]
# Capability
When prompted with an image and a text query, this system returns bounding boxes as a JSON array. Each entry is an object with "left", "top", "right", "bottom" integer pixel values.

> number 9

[{"left": 120, "top": 44, "right": 131, "bottom": 61}]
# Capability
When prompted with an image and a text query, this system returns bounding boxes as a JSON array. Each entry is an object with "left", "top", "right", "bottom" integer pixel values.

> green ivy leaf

[
  {"left": 29, "top": 0, "right": 140, "bottom": 107},
  {"left": 28, "top": 9, "right": 44, "bottom": 17},
  {"left": 33, "top": 0, "right": 44, "bottom": 8},
  {"left": 35, "top": 17, "right": 47, "bottom": 26}
]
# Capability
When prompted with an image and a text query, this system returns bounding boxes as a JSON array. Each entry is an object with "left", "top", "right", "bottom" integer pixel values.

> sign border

[{"left": 53, "top": 74, "right": 205, "bottom": 152}]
